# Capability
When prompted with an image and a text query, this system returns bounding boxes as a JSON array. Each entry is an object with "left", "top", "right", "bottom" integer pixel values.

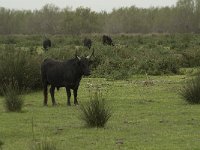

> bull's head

[{"left": 75, "top": 49, "right": 94, "bottom": 76}]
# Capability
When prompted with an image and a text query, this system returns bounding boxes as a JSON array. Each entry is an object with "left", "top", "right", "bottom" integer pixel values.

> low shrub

[
  {"left": 181, "top": 49, "right": 200, "bottom": 67},
  {"left": 181, "top": 75, "right": 200, "bottom": 104},
  {"left": 3, "top": 83, "right": 23, "bottom": 112},
  {"left": 93, "top": 56, "right": 135, "bottom": 80},
  {"left": 80, "top": 90, "right": 111, "bottom": 128},
  {"left": 138, "top": 56, "right": 180, "bottom": 75},
  {"left": 4, "top": 36, "right": 17, "bottom": 44},
  {"left": 0, "top": 46, "right": 42, "bottom": 94},
  {"left": 1, "top": 34, "right": 200, "bottom": 82}
]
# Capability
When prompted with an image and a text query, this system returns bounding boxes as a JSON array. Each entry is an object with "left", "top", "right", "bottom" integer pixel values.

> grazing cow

[
  {"left": 83, "top": 38, "right": 92, "bottom": 49},
  {"left": 41, "top": 49, "right": 94, "bottom": 106},
  {"left": 43, "top": 38, "right": 51, "bottom": 51},
  {"left": 102, "top": 35, "right": 114, "bottom": 46}
]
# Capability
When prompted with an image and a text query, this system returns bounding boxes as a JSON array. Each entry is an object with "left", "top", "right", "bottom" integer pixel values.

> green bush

[
  {"left": 4, "top": 36, "right": 17, "bottom": 44},
  {"left": 181, "top": 75, "right": 200, "bottom": 104},
  {"left": 93, "top": 61, "right": 129, "bottom": 80},
  {"left": 80, "top": 91, "right": 111, "bottom": 128},
  {"left": 44, "top": 47, "right": 75, "bottom": 60},
  {"left": 138, "top": 56, "right": 180, "bottom": 75},
  {"left": 92, "top": 51, "right": 135, "bottom": 80},
  {"left": 0, "top": 46, "right": 42, "bottom": 94},
  {"left": 3, "top": 83, "right": 24, "bottom": 112},
  {"left": 1, "top": 34, "right": 200, "bottom": 82},
  {"left": 181, "top": 49, "right": 200, "bottom": 67}
]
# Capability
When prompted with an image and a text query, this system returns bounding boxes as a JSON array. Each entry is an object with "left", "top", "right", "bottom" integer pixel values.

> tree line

[{"left": 0, "top": 0, "right": 200, "bottom": 34}]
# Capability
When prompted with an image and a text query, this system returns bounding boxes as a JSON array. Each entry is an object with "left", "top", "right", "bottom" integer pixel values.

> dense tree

[{"left": 0, "top": 0, "right": 200, "bottom": 34}]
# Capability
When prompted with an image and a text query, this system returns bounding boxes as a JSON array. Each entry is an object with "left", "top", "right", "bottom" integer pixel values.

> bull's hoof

[
  {"left": 67, "top": 103, "right": 71, "bottom": 106},
  {"left": 43, "top": 103, "right": 48, "bottom": 106}
]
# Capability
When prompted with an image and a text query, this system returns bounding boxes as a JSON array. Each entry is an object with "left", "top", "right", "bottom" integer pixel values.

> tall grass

[
  {"left": 80, "top": 86, "right": 111, "bottom": 128},
  {"left": 30, "top": 116, "right": 58, "bottom": 150},
  {"left": 31, "top": 138, "right": 58, "bottom": 150},
  {"left": 181, "top": 75, "right": 200, "bottom": 104},
  {"left": 3, "top": 83, "right": 24, "bottom": 112},
  {"left": 0, "top": 45, "right": 42, "bottom": 94}
]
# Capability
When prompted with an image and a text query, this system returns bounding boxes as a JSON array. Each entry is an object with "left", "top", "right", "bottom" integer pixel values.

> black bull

[
  {"left": 83, "top": 38, "right": 92, "bottom": 49},
  {"left": 43, "top": 38, "right": 51, "bottom": 50},
  {"left": 41, "top": 49, "right": 94, "bottom": 106},
  {"left": 102, "top": 35, "right": 114, "bottom": 46}
]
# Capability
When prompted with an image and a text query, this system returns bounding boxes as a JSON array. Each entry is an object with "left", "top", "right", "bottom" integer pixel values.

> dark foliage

[
  {"left": 0, "top": 46, "right": 42, "bottom": 95},
  {"left": 83, "top": 38, "right": 92, "bottom": 49}
]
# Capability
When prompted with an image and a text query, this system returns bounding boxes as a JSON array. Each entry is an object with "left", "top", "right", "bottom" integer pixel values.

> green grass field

[{"left": 1, "top": 74, "right": 200, "bottom": 150}]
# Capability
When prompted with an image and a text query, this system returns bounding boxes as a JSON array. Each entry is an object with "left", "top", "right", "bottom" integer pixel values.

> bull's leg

[
  {"left": 43, "top": 82, "right": 48, "bottom": 106},
  {"left": 73, "top": 88, "right": 78, "bottom": 105},
  {"left": 66, "top": 88, "right": 71, "bottom": 106},
  {"left": 50, "top": 86, "right": 56, "bottom": 106}
]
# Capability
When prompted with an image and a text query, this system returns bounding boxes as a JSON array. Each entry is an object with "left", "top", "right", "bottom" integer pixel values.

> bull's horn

[
  {"left": 77, "top": 56, "right": 81, "bottom": 60},
  {"left": 86, "top": 49, "right": 94, "bottom": 59},
  {"left": 75, "top": 50, "right": 81, "bottom": 60}
]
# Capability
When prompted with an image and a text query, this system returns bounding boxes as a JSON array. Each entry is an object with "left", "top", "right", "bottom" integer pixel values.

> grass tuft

[
  {"left": 181, "top": 75, "right": 200, "bottom": 104},
  {"left": 3, "top": 83, "right": 24, "bottom": 112},
  {"left": 31, "top": 138, "right": 58, "bottom": 150},
  {"left": 80, "top": 90, "right": 111, "bottom": 128}
]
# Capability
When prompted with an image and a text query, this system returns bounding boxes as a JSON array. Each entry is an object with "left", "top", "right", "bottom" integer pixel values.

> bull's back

[
  {"left": 41, "top": 59, "right": 76, "bottom": 87},
  {"left": 41, "top": 59, "right": 62, "bottom": 82}
]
